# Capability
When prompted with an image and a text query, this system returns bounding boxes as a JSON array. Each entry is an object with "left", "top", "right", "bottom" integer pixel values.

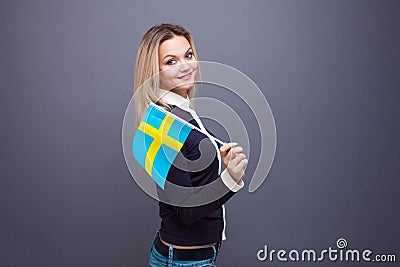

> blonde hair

[{"left": 133, "top": 23, "right": 200, "bottom": 127}]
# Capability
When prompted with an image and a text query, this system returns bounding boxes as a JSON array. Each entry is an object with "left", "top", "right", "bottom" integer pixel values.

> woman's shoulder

[{"left": 156, "top": 103, "right": 198, "bottom": 128}]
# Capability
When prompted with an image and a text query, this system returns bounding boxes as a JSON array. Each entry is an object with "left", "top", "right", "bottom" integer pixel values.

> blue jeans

[{"left": 148, "top": 232, "right": 218, "bottom": 267}]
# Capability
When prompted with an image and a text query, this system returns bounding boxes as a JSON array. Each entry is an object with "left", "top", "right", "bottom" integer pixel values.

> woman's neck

[{"left": 170, "top": 89, "right": 188, "bottom": 99}]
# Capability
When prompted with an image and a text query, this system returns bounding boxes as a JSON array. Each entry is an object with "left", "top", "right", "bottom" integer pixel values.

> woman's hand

[{"left": 220, "top": 142, "right": 248, "bottom": 183}]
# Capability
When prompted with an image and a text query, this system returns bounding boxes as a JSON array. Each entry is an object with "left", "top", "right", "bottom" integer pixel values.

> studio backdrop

[{"left": 0, "top": 0, "right": 399, "bottom": 266}]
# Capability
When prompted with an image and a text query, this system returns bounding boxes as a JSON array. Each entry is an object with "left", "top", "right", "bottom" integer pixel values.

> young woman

[{"left": 133, "top": 23, "right": 248, "bottom": 267}]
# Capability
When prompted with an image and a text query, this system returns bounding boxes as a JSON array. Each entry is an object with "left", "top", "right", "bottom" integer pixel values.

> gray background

[{"left": 0, "top": 0, "right": 399, "bottom": 266}]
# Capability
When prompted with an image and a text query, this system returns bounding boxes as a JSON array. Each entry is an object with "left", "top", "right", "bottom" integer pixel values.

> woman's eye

[
  {"left": 186, "top": 52, "right": 193, "bottom": 59},
  {"left": 166, "top": 59, "right": 176, "bottom": 65}
]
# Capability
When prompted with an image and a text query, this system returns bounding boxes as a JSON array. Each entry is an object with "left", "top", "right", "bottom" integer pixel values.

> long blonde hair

[{"left": 133, "top": 23, "right": 200, "bottom": 127}]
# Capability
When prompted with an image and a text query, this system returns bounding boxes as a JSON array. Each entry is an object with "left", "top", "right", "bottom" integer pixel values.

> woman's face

[{"left": 158, "top": 35, "right": 198, "bottom": 98}]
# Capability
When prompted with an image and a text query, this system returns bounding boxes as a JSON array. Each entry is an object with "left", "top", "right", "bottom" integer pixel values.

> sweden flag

[{"left": 132, "top": 102, "right": 193, "bottom": 189}]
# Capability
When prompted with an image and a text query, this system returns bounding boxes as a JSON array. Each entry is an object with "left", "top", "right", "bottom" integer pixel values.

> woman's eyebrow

[{"left": 162, "top": 47, "right": 192, "bottom": 60}]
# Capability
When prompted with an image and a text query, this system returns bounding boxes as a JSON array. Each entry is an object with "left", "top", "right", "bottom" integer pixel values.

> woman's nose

[{"left": 179, "top": 61, "right": 191, "bottom": 72}]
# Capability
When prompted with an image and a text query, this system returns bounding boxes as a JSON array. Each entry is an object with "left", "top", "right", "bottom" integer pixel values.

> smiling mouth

[{"left": 177, "top": 72, "right": 192, "bottom": 80}]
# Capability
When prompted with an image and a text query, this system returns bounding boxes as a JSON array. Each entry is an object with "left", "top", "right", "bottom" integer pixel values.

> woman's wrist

[{"left": 221, "top": 169, "right": 244, "bottom": 192}]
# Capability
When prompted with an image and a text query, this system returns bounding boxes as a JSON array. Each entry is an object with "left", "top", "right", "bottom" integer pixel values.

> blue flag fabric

[{"left": 132, "top": 102, "right": 193, "bottom": 189}]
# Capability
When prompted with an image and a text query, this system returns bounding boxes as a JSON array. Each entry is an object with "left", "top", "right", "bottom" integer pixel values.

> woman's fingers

[
  {"left": 220, "top": 142, "right": 237, "bottom": 153},
  {"left": 228, "top": 153, "right": 247, "bottom": 167},
  {"left": 226, "top": 153, "right": 248, "bottom": 182},
  {"left": 235, "top": 159, "right": 248, "bottom": 179},
  {"left": 236, "top": 158, "right": 248, "bottom": 171},
  {"left": 226, "top": 146, "right": 243, "bottom": 159},
  {"left": 220, "top": 143, "right": 248, "bottom": 182},
  {"left": 223, "top": 146, "right": 243, "bottom": 161}
]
